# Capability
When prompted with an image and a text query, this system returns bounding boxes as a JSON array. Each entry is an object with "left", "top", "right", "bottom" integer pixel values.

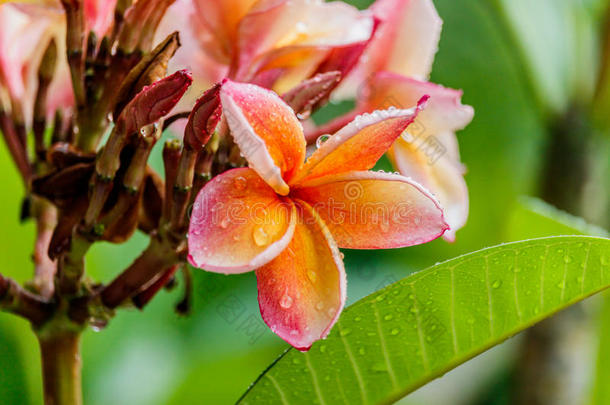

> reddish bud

[
  {"left": 120, "top": 69, "right": 192, "bottom": 133},
  {"left": 184, "top": 83, "right": 222, "bottom": 151},
  {"left": 282, "top": 72, "right": 341, "bottom": 119}
]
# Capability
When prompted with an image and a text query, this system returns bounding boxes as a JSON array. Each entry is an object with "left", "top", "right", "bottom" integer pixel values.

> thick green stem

[{"left": 38, "top": 331, "right": 83, "bottom": 405}]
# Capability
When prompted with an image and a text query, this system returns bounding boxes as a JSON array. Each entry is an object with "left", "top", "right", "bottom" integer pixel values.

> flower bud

[
  {"left": 119, "top": 69, "right": 192, "bottom": 134},
  {"left": 282, "top": 71, "right": 341, "bottom": 119},
  {"left": 184, "top": 83, "right": 221, "bottom": 151},
  {"left": 113, "top": 32, "right": 181, "bottom": 119}
]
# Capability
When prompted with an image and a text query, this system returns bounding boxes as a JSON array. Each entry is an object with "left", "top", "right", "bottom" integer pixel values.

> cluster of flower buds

[{"left": 0, "top": 0, "right": 473, "bottom": 350}]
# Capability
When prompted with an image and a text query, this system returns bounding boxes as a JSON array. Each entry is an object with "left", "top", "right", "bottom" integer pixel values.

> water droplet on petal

[
  {"left": 234, "top": 176, "right": 247, "bottom": 190},
  {"left": 280, "top": 295, "right": 293, "bottom": 309},
  {"left": 253, "top": 227, "right": 270, "bottom": 246},
  {"left": 315, "top": 301, "right": 324, "bottom": 311},
  {"left": 220, "top": 217, "right": 230, "bottom": 229},
  {"left": 307, "top": 270, "right": 318, "bottom": 283},
  {"left": 316, "top": 135, "right": 331, "bottom": 148}
]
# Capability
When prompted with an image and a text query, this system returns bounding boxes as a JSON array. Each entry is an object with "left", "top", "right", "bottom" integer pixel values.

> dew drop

[
  {"left": 339, "top": 328, "right": 351, "bottom": 337},
  {"left": 371, "top": 362, "right": 387, "bottom": 372},
  {"left": 234, "top": 176, "right": 247, "bottom": 190},
  {"left": 390, "top": 328, "right": 399, "bottom": 335},
  {"left": 383, "top": 314, "right": 393, "bottom": 321},
  {"left": 307, "top": 270, "right": 318, "bottom": 283},
  {"left": 280, "top": 295, "right": 293, "bottom": 309},
  {"left": 319, "top": 345, "right": 327, "bottom": 353},
  {"left": 315, "top": 301, "right": 324, "bottom": 311},
  {"left": 253, "top": 227, "right": 270, "bottom": 246},
  {"left": 491, "top": 280, "right": 502, "bottom": 289},
  {"left": 220, "top": 217, "right": 230, "bottom": 229},
  {"left": 316, "top": 135, "right": 331, "bottom": 148}
]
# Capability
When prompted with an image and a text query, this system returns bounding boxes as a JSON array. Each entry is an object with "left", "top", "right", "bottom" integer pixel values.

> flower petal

[
  {"left": 389, "top": 139, "right": 468, "bottom": 242},
  {"left": 188, "top": 168, "right": 297, "bottom": 274},
  {"left": 84, "top": 0, "right": 118, "bottom": 39},
  {"left": 236, "top": 0, "right": 373, "bottom": 85},
  {"left": 368, "top": 0, "right": 442, "bottom": 80},
  {"left": 256, "top": 200, "right": 346, "bottom": 351},
  {"left": 291, "top": 100, "right": 426, "bottom": 185},
  {"left": 191, "top": 0, "right": 259, "bottom": 63},
  {"left": 365, "top": 73, "right": 474, "bottom": 161},
  {"left": 220, "top": 80, "right": 306, "bottom": 194},
  {"left": 292, "top": 171, "right": 448, "bottom": 249}
]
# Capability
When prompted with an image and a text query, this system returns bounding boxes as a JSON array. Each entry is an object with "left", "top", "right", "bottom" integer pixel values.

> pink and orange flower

[
  {"left": 188, "top": 80, "right": 449, "bottom": 350},
  {"left": 325, "top": 0, "right": 475, "bottom": 241},
  {"left": 158, "top": 0, "right": 374, "bottom": 99}
]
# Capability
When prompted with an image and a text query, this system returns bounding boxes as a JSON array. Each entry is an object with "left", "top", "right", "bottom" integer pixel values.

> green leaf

[
  {"left": 238, "top": 236, "right": 610, "bottom": 405},
  {"left": 507, "top": 196, "right": 609, "bottom": 240}
]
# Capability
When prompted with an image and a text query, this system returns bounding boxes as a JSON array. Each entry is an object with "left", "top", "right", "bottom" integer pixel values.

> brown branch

[
  {"left": 132, "top": 263, "right": 180, "bottom": 309},
  {"left": 100, "top": 236, "right": 180, "bottom": 309},
  {"left": 0, "top": 273, "right": 53, "bottom": 325},
  {"left": 32, "top": 198, "right": 58, "bottom": 299}
]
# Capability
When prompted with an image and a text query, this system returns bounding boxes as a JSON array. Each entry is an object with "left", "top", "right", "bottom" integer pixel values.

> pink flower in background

[
  {"left": 188, "top": 80, "right": 448, "bottom": 349},
  {"left": 159, "top": 0, "right": 374, "bottom": 100},
  {"left": 317, "top": 0, "right": 474, "bottom": 241},
  {"left": 84, "top": 0, "right": 118, "bottom": 39},
  {"left": 0, "top": 2, "right": 72, "bottom": 124},
  {"left": 0, "top": 0, "right": 117, "bottom": 125}
]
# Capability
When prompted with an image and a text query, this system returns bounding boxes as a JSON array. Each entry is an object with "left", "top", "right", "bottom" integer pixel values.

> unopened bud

[
  {"left": 282, "top": 71, "right": 341, "bottom": 119},
  {"left": 38, "top": 39, "right": 58, "bottom": 82},
  {"left": 113, "top": 32, "right": 181, "bottom": 119},
  {"left": 119, "top": 69, "right": 192, "bottom": 134},
  {"left": 184, "top": 83, "right": 222, "bottom": 151}
]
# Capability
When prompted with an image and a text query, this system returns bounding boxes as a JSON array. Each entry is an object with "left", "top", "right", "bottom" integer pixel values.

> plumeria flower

[
  {"left": 188, "top": 80, "right": 449, "bottom": 350},
  {"left": 317, "top": 0, "right": 474, "bottom": 242},
  {"left": 158, "top": 0, "right": 374, "bottom": 100}
]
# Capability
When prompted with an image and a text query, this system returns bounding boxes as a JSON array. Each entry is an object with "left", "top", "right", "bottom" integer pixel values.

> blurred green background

[{"left": 0, "top": 0, "right": 607, "bottom": 404}]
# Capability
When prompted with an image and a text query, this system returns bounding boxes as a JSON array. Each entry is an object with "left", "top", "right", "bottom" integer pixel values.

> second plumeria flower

[{"left": 188, "top": 80, "right": 449, "bottom": 350}]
